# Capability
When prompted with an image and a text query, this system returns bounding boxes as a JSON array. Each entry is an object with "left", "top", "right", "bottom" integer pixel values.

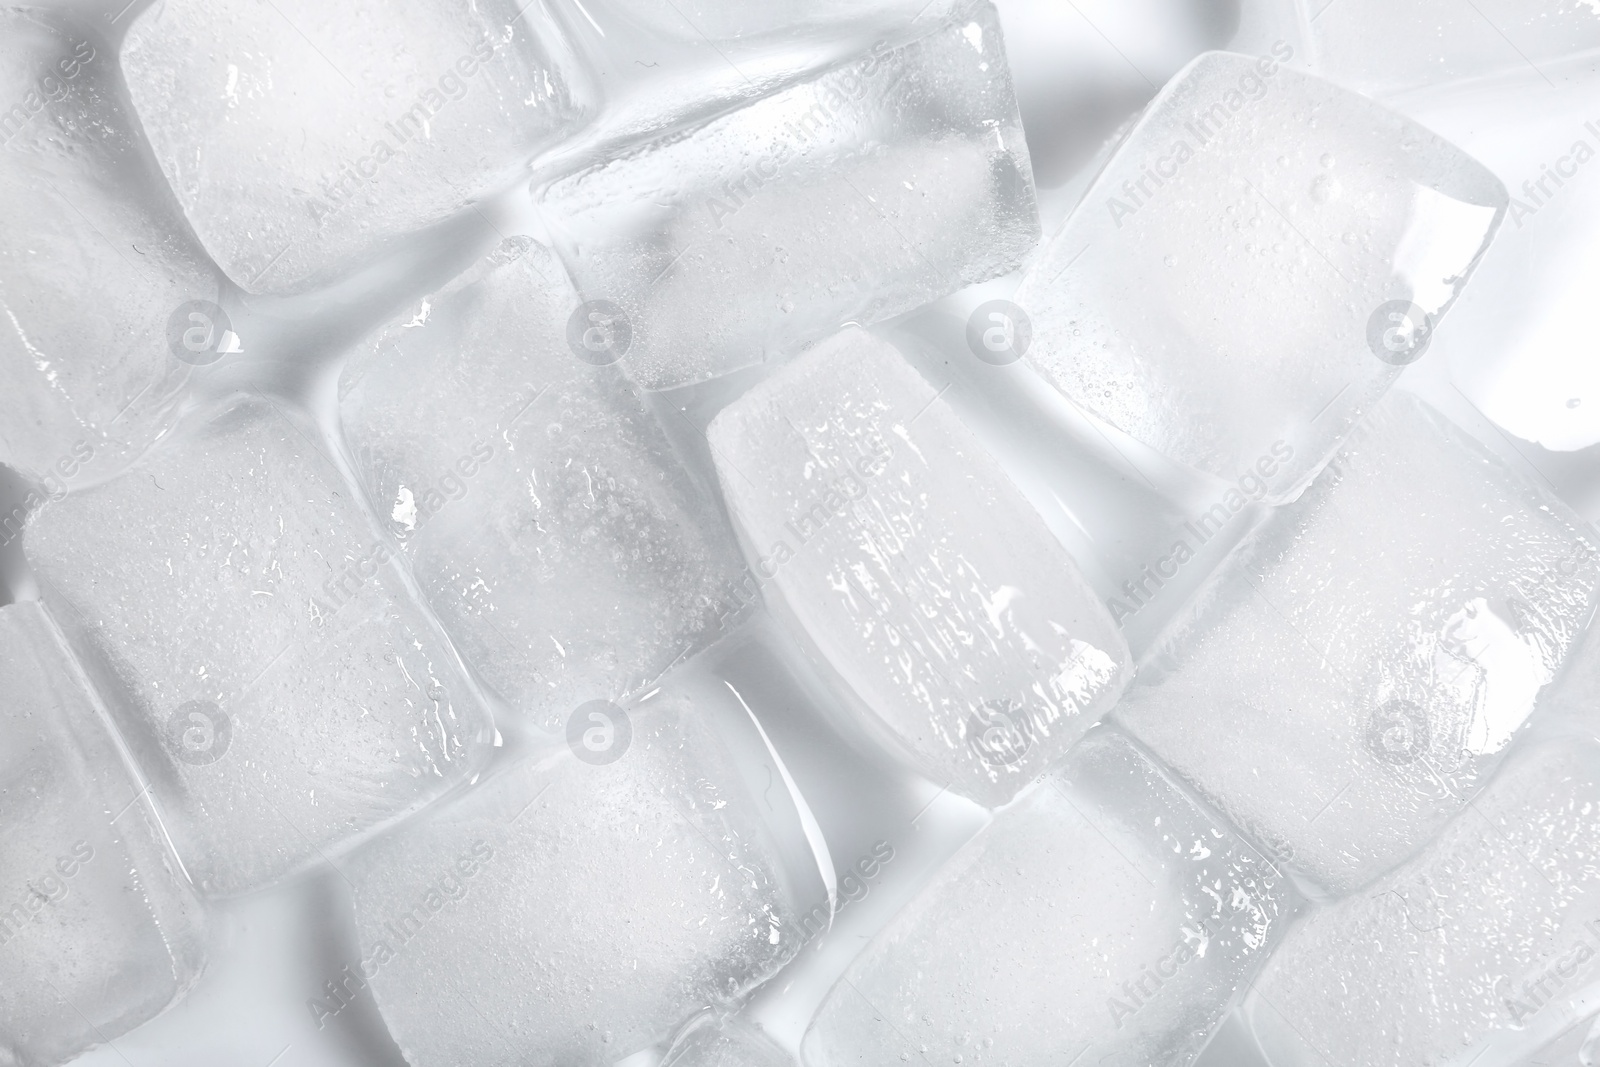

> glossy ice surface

[
  {"left": 1248, "top": 735, "right": 1600, "bottom": 1067},
  {"left": 122, "top": 0, "right": 585, "bottom": 294},
  {"left": 538, "top": 1, "right": 1039, "bottom": 389},
  {"left": 0, "top": 8, "right": 224, "bottom": 486},
  {"left": 1015, "top": 50, "right": 1506, "bottom": 501},
  {"left": 709, "top": 326, "right": 1130, "bottom": 805},
  {"left": 803, "top": 728, "right": 1290, "bottom": 1067},
  {"left": 26, "top": 396, "right": 493, "bottom": 896},
  {"left": 0, "top": 602, "right": 205, "bottom": 1067},
  {"left": 339, "top": 238, "right": 741, "bottom": 731},
  {"left": 1117, "top": 392, "right": 1600, "bottom": 894},
  {"left": 346, "top": 692, "right": 799, "bottom": 1067}
]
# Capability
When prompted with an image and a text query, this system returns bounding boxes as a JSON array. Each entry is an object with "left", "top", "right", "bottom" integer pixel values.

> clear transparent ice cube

[
  {"left": 338, "top": 238, "right": 743, "bottom": 730},
  {"left": 1014, "top": 50, "right": 1506, "bottom": 502},
  {"left": 27, "top": 396, "right": 494, "bottom": 896},
  {"left": 708, "top": 326, "right": 1130, "bottom": 806},
  {"left": 1247, "top": 733, "right": 1600, "bottom": 1066},
  {"left": 345, "top": 692, "right": 801, "bottom": 1067},
  {"left": 0, "top": 601, "right": 205, "bottom": 1067},
  {"left": 0, "top": 9, "right": 225, "bottom": 486},
  {"left": 802, "top": 728, "right": 1290, "bottom": 1067},
  {"left": 122, "top": 0, "right": 587, "bottom": 294},
  {"left": 538, "top": 1, "right": 1039, "bottom": 389},
  {"left": 1117, "top": 392, "right": 1600, "bottom": 894}
]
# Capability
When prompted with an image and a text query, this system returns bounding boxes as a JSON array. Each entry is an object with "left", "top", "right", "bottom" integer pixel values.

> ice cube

[
  {"left": 802, "top": 727, "right": 1291, "bottom": 1067},
  {"left": 1396, "top": 62, "right": 1600, "bottom": 454},
  {"left": 121, "top": 0, "right": 587, "bottom": 295},
  {"left": 26, "top": 395, "right": 494, "bottom": 896},
  {"left": 0, "top": 601, "right": 205, "bottom": 1066},
  {"left": 706, "top": 326, "right": 1130, "bottom": 806},
  {"left": 0, "top": 9, "right": 226, "bottom": 486},
  {"left": 537, "top": 1, "right": 1039, "bottom": 390},
  {"left": 661, "top": 1014, "right": 793, "bottom": 1067},
  {"left": 1246, "top": 734, "right": 1600, "bottom": 1067},
  {"left": 1308, "top": 0, "right": 1600, "bottom": 97},
  {"left": 1013, "top": 50, "right": 1506, "bottom": 502},
  {"left": 344, "top": 692, "right": 800, "bottom": 1067},
  {"left": 337, "top": 238, "right": 743, "bottom": 730},
  {"left": 1116, "top": 392, "right": 1600, "bottom": 894}
]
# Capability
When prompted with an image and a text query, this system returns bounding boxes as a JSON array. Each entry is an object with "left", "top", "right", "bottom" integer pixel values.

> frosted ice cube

[
  {"left": 661, "top": 1014, "right": 794, "bottom": 1067},
  {"left": 707, "top": 327, "right": 1130, "bottom": 806},
  {"left": 1308, "top": 0, "right": 1600, "bottom": 97},
  {"left": 121, "top": 0, "right": 586, "bottom": 295},
  {"left": 0, "top": 9, "right": 225, "bottom": 486},
  {"left": 1014, "top": 50, "right": 1506, "bottom": 502},
  {"left": 1116, "top": 392, "right": 1600, "bottom": 894},
  {"left": 0, "top": 601, "right": 205, "bottom": 1066},
  {"left": 537, "top": 1, "right": 1039, "bottom": 390},
  {"left": 1246, "top": 735, "right": 1600, "bottom": 1067},
  {"left": 802, "top": 728, "right": 1290, "bottom": 1067},
  {"left": 338, "top": 238, "right": 742, "bottom": 730},
  {"left": 345, "top": 692, "right": 800, "bottom": 1067},
  {"left": 26, "top": 395, "right": 494, "bottom": 896}
]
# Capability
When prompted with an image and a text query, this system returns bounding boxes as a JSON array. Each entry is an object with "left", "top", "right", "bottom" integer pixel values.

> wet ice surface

[
  {"left": 0, "top": 8, "right": 224, "bottom": 486},
  {"left": 1015, "top": 50, "right": 1506, "bottom": 502},
  {"left": 1247, "top": 734, "right": 1600, "bottom": 1067},
  {"left": 346, "top": 689, "right": 800, "bottom": 1067},
  {"left": 537, "top": 0, "right": 1039, "bottom": 389},
  {"left": 338, "top": 238, "right": 742, "bottom": 732},
  {"left": 0, "top": 602, "right": 205, "bottom": 1067},
  {"left": 802, "top": 728, "right": 1290, "bottom": 1067},
  {"left": 0, "top": 2, "right": 1594, "bottom": 1064},
  {"left": 708, "top": 326, "right": 1130, "bottom": 806},
  {"left": 25, "top": 396, "right": 493, "bottom": 897},
  {"left": 121, "top": 0, "right": 585, "bottom": 295},
  {"left": 1117, "top": 392, "right": 1600, "bottom": 895}
]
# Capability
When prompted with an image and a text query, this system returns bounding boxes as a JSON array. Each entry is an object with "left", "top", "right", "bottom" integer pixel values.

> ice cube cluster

[{"left": 0, "top": 0, "right": 1596, "bottom": 1065}]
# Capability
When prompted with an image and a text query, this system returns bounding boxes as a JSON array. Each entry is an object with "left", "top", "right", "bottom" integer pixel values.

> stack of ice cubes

[{"left": 0, "top": 0, "right": 1595, "bottom": 1064}]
